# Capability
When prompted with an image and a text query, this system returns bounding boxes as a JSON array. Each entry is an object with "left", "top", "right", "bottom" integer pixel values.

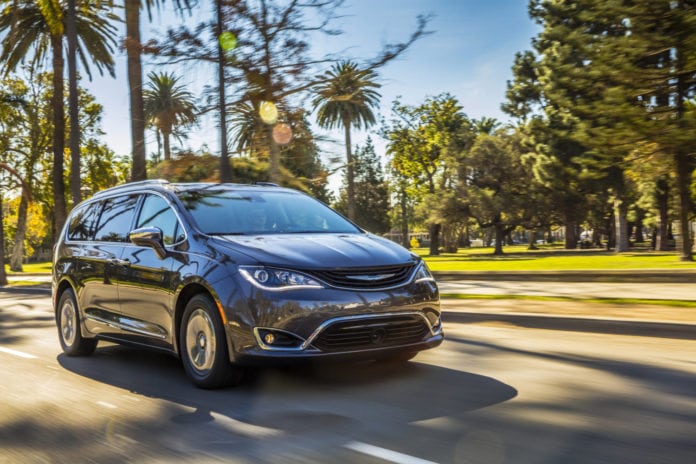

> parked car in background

[{"left": 53, "top": 180, "right": 443, "bottom": 388}]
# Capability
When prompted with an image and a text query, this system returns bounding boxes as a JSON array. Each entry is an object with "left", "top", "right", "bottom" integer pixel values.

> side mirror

[{"left": 130, "top": 227, "right": 167, "bottom": 259}]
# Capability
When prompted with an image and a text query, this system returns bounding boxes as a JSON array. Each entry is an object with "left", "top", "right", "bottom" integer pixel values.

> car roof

[{"left": 91, "top": 180, "right": 293, "bottom": 200}]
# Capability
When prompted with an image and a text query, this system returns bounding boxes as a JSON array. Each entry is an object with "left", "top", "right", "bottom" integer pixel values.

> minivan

[{"left": 53, "top": 180, "right": 442, "bottom": 388}]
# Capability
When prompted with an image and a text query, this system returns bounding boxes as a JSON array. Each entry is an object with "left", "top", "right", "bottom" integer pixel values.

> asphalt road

[{"left": 1, "top": 291, "right": 695, "bottom": 463}]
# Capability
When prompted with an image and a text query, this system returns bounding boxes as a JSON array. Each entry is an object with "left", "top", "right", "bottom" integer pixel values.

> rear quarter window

[{"left": 67, "top": 201, "right": 103, "bottom": 241}]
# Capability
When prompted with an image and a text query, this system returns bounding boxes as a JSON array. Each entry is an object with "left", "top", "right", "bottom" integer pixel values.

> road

[{"left": 1, "top": 291, "right": 695, "bottom": 463}]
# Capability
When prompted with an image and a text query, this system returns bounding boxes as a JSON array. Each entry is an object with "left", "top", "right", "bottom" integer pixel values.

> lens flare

[
  {"left": 259, "top": 101, "right": 279, "bottom": 124},
  {"left": 219, "top": 32, "right": 237, "bottom": 51},
  {"left": 272, "top": 123, "right": 293, "bottom": 145}
]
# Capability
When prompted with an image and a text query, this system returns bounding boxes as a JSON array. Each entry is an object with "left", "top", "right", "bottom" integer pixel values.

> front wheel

[
  {"left": 56, "top": 288, "right": 97, "bottom": 356},
  {"left": 180, "top": 294, "right": 244, "bottom": 389}
]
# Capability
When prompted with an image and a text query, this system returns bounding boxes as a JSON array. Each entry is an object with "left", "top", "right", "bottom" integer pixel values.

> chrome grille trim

[{"left": 306, "top": 264, "right": 418, "bottom": 290}]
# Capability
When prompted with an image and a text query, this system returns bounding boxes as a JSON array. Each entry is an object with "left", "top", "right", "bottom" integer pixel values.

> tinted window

[
  {"left": 93, "top": 195, "right": 139, "bottom": 242},
  {"left": 136, "top": 194, "right": 183, "bottom": 245},
  {"left": 67, "top": 201, "right": 103, "bottom": 241},
  {"left": 178, "top": 190, "right": 360, "bottom": 235}
]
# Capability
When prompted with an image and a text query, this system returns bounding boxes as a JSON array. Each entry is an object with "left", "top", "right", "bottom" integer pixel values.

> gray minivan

[{"left": 53, "top": 180, "right": 443, "bottom": 388}]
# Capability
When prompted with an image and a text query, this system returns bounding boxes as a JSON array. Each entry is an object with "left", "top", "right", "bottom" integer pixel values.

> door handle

[{"left": 108, "top": 258, "right": 131, "bottom": 267}]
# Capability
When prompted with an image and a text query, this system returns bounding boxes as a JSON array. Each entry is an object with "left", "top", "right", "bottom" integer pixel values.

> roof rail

[
  {"left": 253, "top": 182, "right": 279, "bottom": 187},
  {"left": 92, "top": 179, "right": 171, "bottom": 197}
]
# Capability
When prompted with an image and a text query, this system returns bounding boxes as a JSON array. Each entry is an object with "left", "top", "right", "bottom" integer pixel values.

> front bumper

[{"left": 222, "top": 277, "right": 442, "bottom": 364}]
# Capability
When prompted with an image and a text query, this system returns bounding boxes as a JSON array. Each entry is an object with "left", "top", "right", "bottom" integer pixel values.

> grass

[
  {"left": 417, "top": 245, "right": 696, "bottom": 271},
  {"left": 441, "top": 293, "right": 696, "bottom": 308},
  {"left": 5, "top": 262, "right": 53, "bottom": 274}
]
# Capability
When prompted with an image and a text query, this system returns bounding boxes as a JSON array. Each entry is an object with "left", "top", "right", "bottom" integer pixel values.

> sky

[{"left": 81, "top": 0, "right": 540, "bottom": 189}]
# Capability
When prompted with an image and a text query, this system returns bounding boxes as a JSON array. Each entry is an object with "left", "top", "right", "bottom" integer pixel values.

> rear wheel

[
  {"left": 180, "top": 294, "right": 244, "bottom": 389},
  {"left": 57, "top": 288, "right": 97, "bottom": 356}
]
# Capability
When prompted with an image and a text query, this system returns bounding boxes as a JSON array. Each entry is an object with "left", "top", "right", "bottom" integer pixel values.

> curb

[
  {"left": 442, "top": 311, "right": 696, "bottom": 340},
  {"left": 0, "top": 285, "right": 51, "bottom": 295}
]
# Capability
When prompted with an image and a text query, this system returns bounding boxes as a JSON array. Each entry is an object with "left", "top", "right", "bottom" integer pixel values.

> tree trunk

[
  {"left": 399, "top": 189, "right": 409, "bottom": 248},
  {"left": 493, "top": 223, "right": 505, "bottom": 255},
  {"left": 268, "top": 125, "right": 281, "bottom": 184},
  {"left": 343, "top": 117, "right": 355, "bottom": 221},
  {"left": 564, "top": 215, "right": 578, "bottom": 249},
  {"left": 126, "top": 0, "right": 147, "bottom": 182},
  {"left": 675, "top": 150, "right": 694, "bottom": 261},
  {"left": 614, "top": 197, "right": 629, "bottom": 253},
  {"left": 527, "top": 229, "right": 538, "bottom": 250},
  {"left": 10, "top": 193, "right": 28, "bottom": 272},
  {"left": 0, "top": 192, "right": 7, "bottom": 286},
  {"left": 51, "top": 34, "right": 67, "bottom": 239},
  {"left": 428, "top": 223, "right": 441, "bottom": 256},
  {"left": 163, "top": 131, "right": 171, "bottom": 161},
  {"left": 67, "top": 0, "right": 81, "bottom": 205},
  {"left": 656, "top": 177, "right": 670, "bottom": 251},
  {"left": 216, "top": 0, "right": 232, "bottom": 183}
]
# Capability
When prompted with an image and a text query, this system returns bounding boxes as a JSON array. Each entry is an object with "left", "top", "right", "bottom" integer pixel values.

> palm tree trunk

[
  {"left": 216, "top": 0, "right": 231, "bottom": 182},
  {"left": 268, "top": 125, "right": 281, "bottom": 184},
  {"left": 163, "top": 131, "right": 171, "bottom": 161},
  {"left": 67, "top": 0, "right": 81, "bottom": 204},
  {"left": 125, "top": 0, "right": 147, "bottom": 181},
  {"left": 51, "top": 33, "right": 67, "bottom": 238},
  {"left": 342, "top": 116, "right": 355, "bottom": 221}
]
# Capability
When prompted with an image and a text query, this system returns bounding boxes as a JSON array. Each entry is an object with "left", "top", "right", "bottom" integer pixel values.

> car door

[
  {"left": 79, "top": 194, "right": 139, "bottom": 336},
  {"left": 117, "top": 193, "right": 185, "bottom": 346}
]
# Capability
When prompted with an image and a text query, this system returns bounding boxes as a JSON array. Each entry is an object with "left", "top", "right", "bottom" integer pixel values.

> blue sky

[{"left": 82, "top": 0, "right": 540, "bottom": 184}]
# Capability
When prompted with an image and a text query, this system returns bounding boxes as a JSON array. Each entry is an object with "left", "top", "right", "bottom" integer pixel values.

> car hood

[{"left": 212, "top": 233, "right": 417, "bottom": 269}]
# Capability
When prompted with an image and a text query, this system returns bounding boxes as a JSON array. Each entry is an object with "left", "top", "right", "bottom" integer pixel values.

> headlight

[
  {"left": 239, "top": 266, "right": 324, "bottom": 290},
  {"left": 414, "top": 261, "right": 435, "bottom": 283}
]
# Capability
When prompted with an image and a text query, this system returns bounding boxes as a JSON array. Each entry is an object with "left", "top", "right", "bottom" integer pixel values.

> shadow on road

[
  {"left": 0, "top": 306, "right": 54, "bottom": 345},
  {"left": 57, "top": 343, "right": 517, "bottom": 432}
]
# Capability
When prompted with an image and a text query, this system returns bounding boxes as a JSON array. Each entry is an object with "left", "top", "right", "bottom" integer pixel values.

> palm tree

[
  {"left": 312, "top": 61, "right": 381, "bottom": 220},
  {"left": 0, "top": 0, "right": 118, "bottom": 235},
  {"left": 66, "top": 0, "right": 117, "bottom": 204},
  {"left": 143, "top": 71, "right": 197, "bottom": 161},
  {"left": 124, "top": 0, "right": 193, "bottom": 181},
  {"left": 473, "top": 117, "right": 500, "bottom": 135}
]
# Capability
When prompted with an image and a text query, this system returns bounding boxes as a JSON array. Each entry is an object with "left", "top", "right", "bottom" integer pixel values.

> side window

[
  {"left": 136, "top": 194, "right": 183, "bottom": 246},
  {"left": 67, "top": 201, "right": 103, "bottom": 241},
  {"left": 93, "top": 195, "right": 139, "bottom": 242}
]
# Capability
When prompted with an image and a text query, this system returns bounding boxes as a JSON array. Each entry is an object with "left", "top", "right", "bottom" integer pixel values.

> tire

[
  {"left": 180, "top": 294, "right": 244, "bottom": 389},
  {"left": 57, "top": 288, "right": 97, "bottom": 356}
]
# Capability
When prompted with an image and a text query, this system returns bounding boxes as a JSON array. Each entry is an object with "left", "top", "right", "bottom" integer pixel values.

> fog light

[{"left": 263, "top": 333, "right": 275, "bottom": 345}]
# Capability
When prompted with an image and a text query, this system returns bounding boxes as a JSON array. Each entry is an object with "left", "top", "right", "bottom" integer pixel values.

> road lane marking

[
  {"left": 344, "top": 441, "right": 438, "bottom": 464},
  {"left": 97, "top": 401, "right": 118, "bottom": 409},
  {"left": 0, "top": 346, "right": 37, "bottom": 359}
]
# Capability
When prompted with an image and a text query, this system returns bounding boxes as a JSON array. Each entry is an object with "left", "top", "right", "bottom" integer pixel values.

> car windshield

[{"left": 178, "top": 189, "right": 361, "bottom": 235}]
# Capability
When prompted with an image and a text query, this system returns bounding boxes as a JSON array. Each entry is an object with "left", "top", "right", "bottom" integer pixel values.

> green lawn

[
  {"left": 5, "top": 262, "right": 53, "bottom": 274},
  {"left": 417, "top": 245, "right": 696, "bottom": 271}
]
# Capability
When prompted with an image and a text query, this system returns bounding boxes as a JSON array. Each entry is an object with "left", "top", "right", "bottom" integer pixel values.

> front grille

[
  {"left": 308, "top": 264, "right": 415, "bottom": 289},
  {"left": 312, "top": 315, "right": 430, "bottom": 352}
]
